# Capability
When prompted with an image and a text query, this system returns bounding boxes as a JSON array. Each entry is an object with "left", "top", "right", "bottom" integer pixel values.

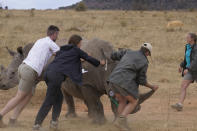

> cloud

[{"left": 2, "top": 0, "right": 82, "bottom": 9}]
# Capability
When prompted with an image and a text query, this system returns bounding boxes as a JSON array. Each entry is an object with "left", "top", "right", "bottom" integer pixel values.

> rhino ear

[
  {"left": 17, "top": 47, "right": 23, "bottom": 55},
  {"left": 5, "top": 47, "right": 16, "bottom": 56}
]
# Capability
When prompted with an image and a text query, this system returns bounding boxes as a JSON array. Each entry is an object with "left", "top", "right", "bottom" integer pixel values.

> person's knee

[
  {"left": 133, "top": 99, "right": 139, "bottom": 106},
  {"left": 115, "top": 94, "right": 126, "bottom": 103},
  {"left": 181, "top": 80, "right": 191, "bottom": 89},
  {"left": 16, "top": 91, "right": 28, "bottom": 101}
]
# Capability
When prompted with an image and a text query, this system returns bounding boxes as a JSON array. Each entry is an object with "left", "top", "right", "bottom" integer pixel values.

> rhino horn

[
  {"left": 138, "top": 90, "right": 155, "bottom": 104},
  {"left": 5, "top": 47, "right": 16, "bottom": 56},
  {"left": 130, "top": 90, "right": 155, "bottom": 114}
]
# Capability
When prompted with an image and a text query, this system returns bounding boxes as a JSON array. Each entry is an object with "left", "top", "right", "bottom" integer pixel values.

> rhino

[{"left": 0, "top": 38, "right": 155, "bottom": 124}]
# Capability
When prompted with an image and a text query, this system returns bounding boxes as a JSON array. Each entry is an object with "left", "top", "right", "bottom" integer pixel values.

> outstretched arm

[
  {"left": 137, "top": 64, "right": 159, "bottom": 91},
  {"left": 79, "top": 48, "right": 104, "bottom": 67}
]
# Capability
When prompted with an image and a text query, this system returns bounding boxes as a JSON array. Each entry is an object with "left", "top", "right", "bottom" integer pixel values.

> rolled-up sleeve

[
  {"left": 137, "top": 64, "right": 148, "bottom": 85},
  {"left": 111, "top": 49, "right": 128, "bottom": 61},
  {"left": 79, "top": 49, "right": 100, "bottom": 67},
  {"left": 50, "top": 42, "right": 60, "bottom": 53}
]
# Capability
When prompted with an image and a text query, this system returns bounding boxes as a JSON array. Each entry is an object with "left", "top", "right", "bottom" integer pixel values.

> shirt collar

[
  {"left": 46, "top": 36, "right": 54, "bottom": 42},
  {"left": 139, "top": 50, "right": 149, "bottom": 62}
]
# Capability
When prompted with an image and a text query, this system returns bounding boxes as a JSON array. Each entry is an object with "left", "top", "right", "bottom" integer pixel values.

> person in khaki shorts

[
  {"left": 0, "top": 25, "right": 60, "bottom": 128},
  {"left": 18, "top": 63, "right": 38, "bottom": 94}
]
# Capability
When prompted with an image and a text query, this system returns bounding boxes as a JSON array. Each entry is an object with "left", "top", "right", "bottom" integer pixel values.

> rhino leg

[
  {"left": 81, "top": 85, "right": 106, "bottom": 125},
  {"left": 83, "top": 100, "right": 94, "bottom": 118},
  {"left": 131, "top": 90, "right": 155, "bottom": 114},
  {"left": 62, "top": 88, "right": 77, "bottom": 118}
]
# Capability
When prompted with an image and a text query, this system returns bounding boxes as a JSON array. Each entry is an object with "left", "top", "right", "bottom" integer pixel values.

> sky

[{"left": 0, "top": 0, "right": 82, "bottom": 9}]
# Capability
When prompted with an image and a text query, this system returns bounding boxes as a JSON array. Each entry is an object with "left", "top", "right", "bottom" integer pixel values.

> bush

[
  {"left": 75, "top": 2, "right": 87, "bottom": 11},
  {"left": 189, "top": 8, "right": 195, "bottom": 12}
]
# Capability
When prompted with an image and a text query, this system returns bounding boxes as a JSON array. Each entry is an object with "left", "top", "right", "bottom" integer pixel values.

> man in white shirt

[{"left": 0, "top": 25, "right": 60, "bottom": 128}]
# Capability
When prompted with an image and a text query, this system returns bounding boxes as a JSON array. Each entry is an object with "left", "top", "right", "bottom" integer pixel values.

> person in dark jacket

[
  {"left": 33, "top": 35, "right": 105, "bottom": 130},
  {"left": 108, "top": 43, "right": 159, "bottom": 131},
  {"left": 171, "top": 33, "right": 197, "bottom": 111}
]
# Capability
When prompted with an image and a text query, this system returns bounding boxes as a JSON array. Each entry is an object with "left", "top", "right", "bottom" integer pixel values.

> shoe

[
  {"left": 114, "top": 116, "right": 131, "bottom": 131},
  {"left": 171, "top": 103, "right": 183, "bottom": 111},
  {"left": 0, "top": 119, "right": 6, "bottom": 128},
  {"left": 32, "top": 124, "right": 42, "bottom": 131},
  {"left": 8, "top": 118, "right": 17, "bottom": 127},
  {"left": 50, "top": 120, "right": 58, "bottom": 130}
]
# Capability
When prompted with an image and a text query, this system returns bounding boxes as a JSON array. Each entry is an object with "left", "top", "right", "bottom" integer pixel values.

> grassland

[{"left": 0, "top": 9, "right": 197, "bottom": 131}]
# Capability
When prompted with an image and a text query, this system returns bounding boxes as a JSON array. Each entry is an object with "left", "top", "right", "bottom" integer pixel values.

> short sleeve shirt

[{"left": 23, "top": 37, "right": 60, "bottom": 76}]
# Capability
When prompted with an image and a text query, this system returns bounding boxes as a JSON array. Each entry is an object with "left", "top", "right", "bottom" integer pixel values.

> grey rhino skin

[{"left": 0, "top": 38, "right": 155, "bottom": 124}]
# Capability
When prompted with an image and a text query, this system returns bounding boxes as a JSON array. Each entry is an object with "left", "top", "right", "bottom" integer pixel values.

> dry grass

[{"left": 0, "top": 10, "right": 197, "bottom": 131}]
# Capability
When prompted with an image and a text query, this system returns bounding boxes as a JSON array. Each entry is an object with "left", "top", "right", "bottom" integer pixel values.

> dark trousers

[{"left": 34, "top": 70, "right": 65, "bottom": 125}]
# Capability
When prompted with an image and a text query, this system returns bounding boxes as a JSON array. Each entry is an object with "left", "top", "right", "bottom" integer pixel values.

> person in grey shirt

[{"left": 108, "top": 43, "right": 159, "bottom": 131}]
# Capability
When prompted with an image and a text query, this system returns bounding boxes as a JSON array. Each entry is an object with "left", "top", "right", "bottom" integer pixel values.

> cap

[{"left": 142, "top": 43, "right": 152, "bottom": 53}]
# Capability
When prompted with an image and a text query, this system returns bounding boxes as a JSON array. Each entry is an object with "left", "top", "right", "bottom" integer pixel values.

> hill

[{"left": 59, "top": 0, "right": 197, "bottom": 10}]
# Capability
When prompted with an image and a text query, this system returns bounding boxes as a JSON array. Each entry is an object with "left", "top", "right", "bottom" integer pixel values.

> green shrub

[
  {"left": 75, "top": 2, "right": 87, "bottom": 12},
  {"left": 189, "top": 8, "right": 195, "bottom": 12}
]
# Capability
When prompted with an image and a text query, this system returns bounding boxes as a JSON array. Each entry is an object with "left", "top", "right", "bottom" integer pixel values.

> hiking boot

[
  {"left": 171, "top": 103, "right": 183, "bottom": 111},
  {"left": 114, "top": 116, "right": 131, "bottom": 131},
  {"left": 0, "top": 119, "right": 6, "bottom": 128},
  {"left": 50, "top": 120, "right": 58, "bottom": 130},
  {"left": 32, "top": 124, "right": 42, "bottom": 131},
  {"left": 8, "top": 118, "right": 17, "bottom": 127}
]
